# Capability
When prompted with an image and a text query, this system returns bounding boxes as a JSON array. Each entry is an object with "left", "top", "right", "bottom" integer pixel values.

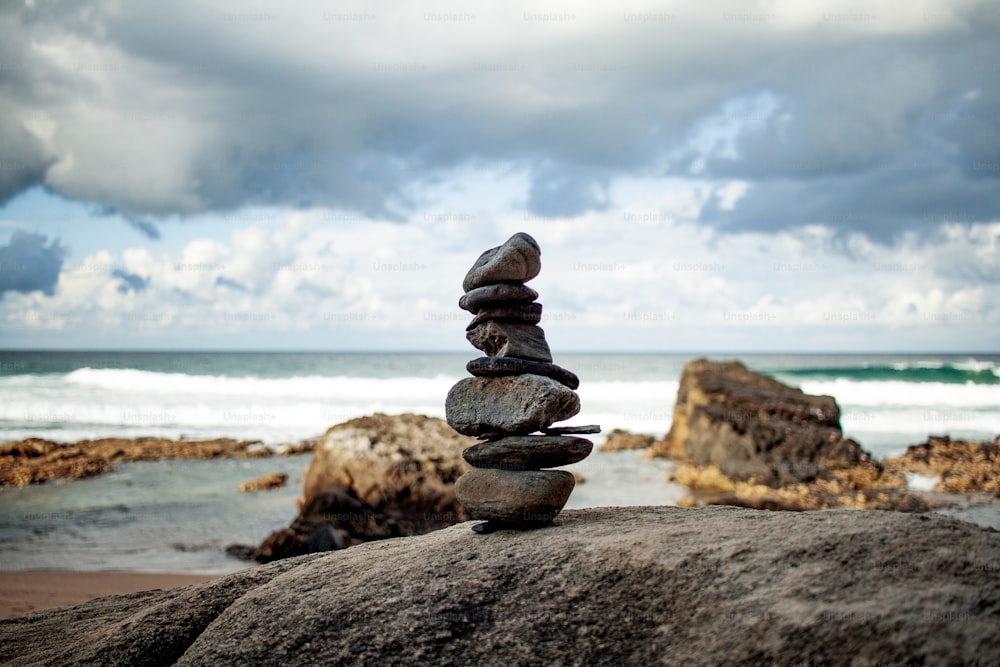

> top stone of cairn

[{"left": 462, "top": 232, "right": 542, "bottom": 292}]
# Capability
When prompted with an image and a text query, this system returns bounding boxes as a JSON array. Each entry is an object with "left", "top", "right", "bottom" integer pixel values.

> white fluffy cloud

[{"left": 2, "top": 194, "right": 995, "bottom": 350}]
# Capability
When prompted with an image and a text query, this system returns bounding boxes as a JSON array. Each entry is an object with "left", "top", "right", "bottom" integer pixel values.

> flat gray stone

[
  {"left": 466, "top": 321, "right": 552, "bottom": 362},
  {"left": 466, "top": 302, "right": 542, "bottom": 330},
  {"left": 466, "top": 356, "right": 579, "bottom": 390},
  {"left": 463, "top": 435, "right": 592, "bottom": 470},
  {"left": 459, "top": 283, "right": 538, "bottom": 313},
  {"left": 543, "top": 425, "right": 602, "bottom": 435},
  {"left": 454, "top": 468, "right": 575, "bottom": 525},
  {"left": 462, "top": 232, "right": 541, "bottom": 292},
  {"left": 445, "top": 374, "right": 580, "bottom": 436}
]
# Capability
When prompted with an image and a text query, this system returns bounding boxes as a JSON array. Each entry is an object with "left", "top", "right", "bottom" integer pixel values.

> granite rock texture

[{"left": 2, "top": 507, "right": 997, "bottom": 666}]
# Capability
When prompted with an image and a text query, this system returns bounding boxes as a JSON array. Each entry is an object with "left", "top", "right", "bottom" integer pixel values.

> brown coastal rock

[
  {"left": 652, "top": 358, "right": 872, "bottom": 486},
  {"left": 884, "top": 435, "right": 1000, "bottom": 495},
  {"left": 255, "top": 413, "right": 474, "bottom": 561},
  {"left": 445, "top": 374, "right": 580, "bottom": 436},
  {"left": 237, "top": 472, "right": 287, "bottom": 492},
  {"left": 599, "top": 428, "right": 655, "bottom": 452},
  {"left": 0, "top": 437, "right": 277, "bottom": 487}
]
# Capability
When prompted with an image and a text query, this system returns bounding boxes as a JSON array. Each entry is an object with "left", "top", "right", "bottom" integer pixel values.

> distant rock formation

[
  {"left": 4, "top": 507, "right": 997, "bottom": 665},
  {"left": 654, "top": 358, "right": 944, "bottom": 512},
  {"left": 598, "top": 428, "right": 655, "bottom": 452},
  {"left": 884, "top": 435, "right": 1000, "bottom": 495},
  {"left": 652, "top": 358, "right": 871, "bottom": 485},
  {"left": 237, "top": 472, "right": 287, "bottom": 492},
  {"left": 0, "top": 436, "right": 283, "bottom": 486},
  {"left": 253, "top": 413, "right": 473, "bottom": 561}
]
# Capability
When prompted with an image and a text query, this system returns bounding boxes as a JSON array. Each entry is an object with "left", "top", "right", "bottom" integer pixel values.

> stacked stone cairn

[{"left": 445, "top": 232, "right": 600, "bottom": 533}]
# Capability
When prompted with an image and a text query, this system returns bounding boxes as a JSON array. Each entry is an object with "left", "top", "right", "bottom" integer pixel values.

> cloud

[
  {"left": 0, "top": 231, "right": 67, "bottom": 296},
  {"left": 125, "top": 219, "right": 161, "bottom": 240},
  {"left": 111, "top": 268, "right": 148, "bottom": 293},
  {"left": 1, "top": 1, "right": 997, "bottom": 237},
  {"left": 0, "top": 210, "right": 995, "bottom": 351}
]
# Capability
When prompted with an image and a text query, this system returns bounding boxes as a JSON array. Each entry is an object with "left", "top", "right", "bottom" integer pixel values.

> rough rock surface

[
  {"left": 466, "top": 356, "right": 579, "bottom": 389},
  {"left": 3, "top": 507, "right": 997, "bottom": 666},
  {"left": 599, "top": 428, "right": 655, "bottom": 452},
  {"left": 462, "top": 232, "right": 541, "bottom": 292},
  {"left": 462, "top": 435, "right": 592, "bottom": 470},
  {"left": 255, "top": 413, "right": 474, "bottom": 561},
  {"left": 446, "top": 374, "right": 580, "bottom": 436},
  {"left": 884, "top": 435, "right": 1000, "bottom": 495},
  {"left": 0, "top": 436, "right": 283, "bottom": 487},
  {"left": 455, "top": 468, "right": 575, "bottom": 524},
  {"left": 653, "top": 358, "right": 871, "bottom": 485},
  {"left": 466, "top": 320, "right": 552, "bottom": 362},
  {"left": 237, "top": 472, "right": 287, "bottom": 492}
]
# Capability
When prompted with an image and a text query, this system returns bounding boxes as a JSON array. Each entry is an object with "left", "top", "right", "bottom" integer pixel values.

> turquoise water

[{"left": 0, "top": 351, "right": 997, "bottom": 572}]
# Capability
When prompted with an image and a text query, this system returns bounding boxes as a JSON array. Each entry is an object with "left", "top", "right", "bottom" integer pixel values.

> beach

[
  {"left": 1, "top": 350, "right": 998, "bottom": 617},
  {"left": 0, "top": 571, "right": 220, "bottom": 619}
]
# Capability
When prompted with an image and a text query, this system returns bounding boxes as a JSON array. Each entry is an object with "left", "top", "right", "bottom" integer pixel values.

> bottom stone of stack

[{"left": 455, "top": 468, "right": 575, "bottom": 528}]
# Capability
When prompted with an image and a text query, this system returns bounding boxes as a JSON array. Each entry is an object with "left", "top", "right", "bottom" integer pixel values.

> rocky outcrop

[
  {"left": 652, "top": 358, "right": 951, "bottom": 512},
  {"left": 884, "top": 435, "right": 1000, "bottom": 495},
  {"left": 237, "top": 472, "right": 287, "bottom": 492},
  {"left": 254, "top": 413, "right": 474, "bottom": 561},
  {"left": 599, "top": 428, "right": 655, "bottom": 452},
  {"left": 0, "top": 437, "right": 285, "bottom": 487},
  {"left": 652, "top": 359, "right": 871, "bottom": 486},
  {"left": 3, "top": 507, "right": 997, "bottom": 665}
]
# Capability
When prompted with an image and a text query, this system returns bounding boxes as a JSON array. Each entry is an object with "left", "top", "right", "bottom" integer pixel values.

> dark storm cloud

[
  {"left": 0, "top": 232, "right": 67, "bottom": 296},
  {"left": 1, "top": 1, "right": 998, "bottom": 236}
]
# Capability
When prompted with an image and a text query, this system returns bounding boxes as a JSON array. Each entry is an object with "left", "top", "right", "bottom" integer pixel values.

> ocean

[{"left": 1, "top": 351, "right": 998, "bottom": 573}]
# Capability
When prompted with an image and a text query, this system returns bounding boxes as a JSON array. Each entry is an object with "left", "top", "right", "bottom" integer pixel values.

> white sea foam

[{"left": 798, "top": 379, "right": 1000, "bottom": 408}]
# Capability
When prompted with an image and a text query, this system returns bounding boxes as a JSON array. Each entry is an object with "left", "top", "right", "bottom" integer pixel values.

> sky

[{"left": 0, "top": 0, "right": 997, "bottom": 352}]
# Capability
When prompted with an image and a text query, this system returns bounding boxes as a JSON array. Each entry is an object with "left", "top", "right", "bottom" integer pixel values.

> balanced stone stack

[{"left": 445, "top": 232, "right": 599, "bottom": 532}]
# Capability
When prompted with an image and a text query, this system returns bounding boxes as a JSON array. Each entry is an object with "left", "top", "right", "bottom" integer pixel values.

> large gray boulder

[{"left": 2, "top": 507, "right": 997, "bottom": 665}]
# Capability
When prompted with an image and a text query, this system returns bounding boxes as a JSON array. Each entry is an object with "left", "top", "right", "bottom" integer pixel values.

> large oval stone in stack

[{"left": 446, "top": 374, "right": 580, "bottom": 437}]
